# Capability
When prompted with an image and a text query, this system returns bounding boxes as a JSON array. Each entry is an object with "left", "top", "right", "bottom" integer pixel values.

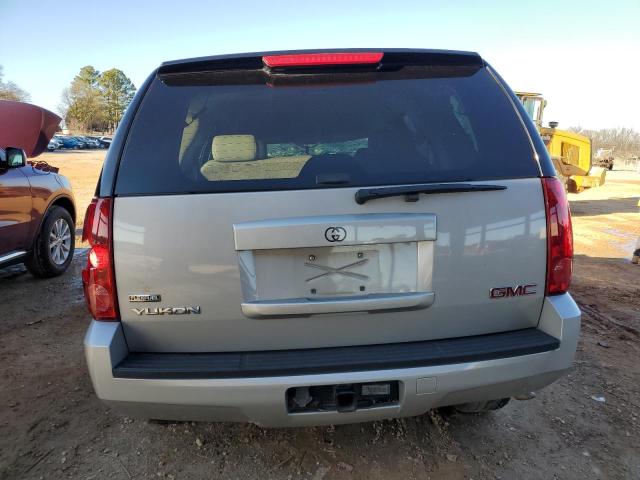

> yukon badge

[
  {"left": 490, "top": 284, "right": 537, "bottom": 299},
  {"left": 132, "top": 306, "right": 201, "bottom": 315}
]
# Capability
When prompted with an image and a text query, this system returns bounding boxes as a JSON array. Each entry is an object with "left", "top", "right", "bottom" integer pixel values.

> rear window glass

[{"left": 116, "top": 66, "right": 537, "bottom": 195}]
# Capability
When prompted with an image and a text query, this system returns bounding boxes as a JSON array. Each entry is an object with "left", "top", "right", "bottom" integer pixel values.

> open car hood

[{"left": 0, "top": 100, "right": 61, "bottom": 157}]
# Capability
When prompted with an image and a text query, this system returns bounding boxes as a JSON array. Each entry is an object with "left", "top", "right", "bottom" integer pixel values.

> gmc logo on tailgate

[{"left": 490, "top": 284, "right": 537, "bottom": 299}]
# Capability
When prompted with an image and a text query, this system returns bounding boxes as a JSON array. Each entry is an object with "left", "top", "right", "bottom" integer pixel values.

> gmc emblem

[{"left": 490, "top": 284, "right": 537, "bottom": 299}]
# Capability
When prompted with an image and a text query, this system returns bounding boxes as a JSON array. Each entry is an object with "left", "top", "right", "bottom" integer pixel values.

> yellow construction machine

[{"left": 515, "top": 92, "right": 606, "bottom": 192}]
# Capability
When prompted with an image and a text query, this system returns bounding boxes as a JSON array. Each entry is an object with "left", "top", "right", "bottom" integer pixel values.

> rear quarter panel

[{"left": 23, "top": 168, "right": 75, "bottom": 241}]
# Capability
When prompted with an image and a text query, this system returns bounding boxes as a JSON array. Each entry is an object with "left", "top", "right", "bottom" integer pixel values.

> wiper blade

[{"left": 355, "top": 183, "right": 507, "bottom": 204}]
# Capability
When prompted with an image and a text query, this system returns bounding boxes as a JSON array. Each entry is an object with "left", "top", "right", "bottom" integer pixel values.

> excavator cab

[
  {"left": 517, "top": 92, "right": 546, "bottom": 129},
  {"left": 515, "top": 91, "right": 605, "bottom": 192}
]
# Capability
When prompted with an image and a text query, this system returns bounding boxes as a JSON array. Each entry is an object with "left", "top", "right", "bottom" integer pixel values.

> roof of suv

[
  {"left": 161, "top": 48, "right": 482, "bottom": 65},
  {"left": 158, "top": 48, "right": 484, "bottom": 74}
]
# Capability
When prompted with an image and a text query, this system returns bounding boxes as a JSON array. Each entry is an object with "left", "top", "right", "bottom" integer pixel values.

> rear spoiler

[
  {"left": 0, "top": 100, "right": 61, "bottom": 157},
  {"left": 158, "top": 49, "right": 483, "bottom": 75}
]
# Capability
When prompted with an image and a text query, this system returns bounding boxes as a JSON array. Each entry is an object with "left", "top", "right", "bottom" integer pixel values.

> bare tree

[
  {"left": 569, "top": 126, "right": 640, "bottom": 157},
  {"left": 0, "top": 65, "right": 31, "bottom": 102}
]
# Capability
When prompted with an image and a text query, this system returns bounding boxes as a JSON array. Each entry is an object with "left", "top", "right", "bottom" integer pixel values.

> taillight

[
  {"left": 81, "top": 198, "right": 119, "bottom": 320},
  {"left": 542, "top": 177, "right": 573, "bottom": 295},
  {"left": 262, "top": 52, "right": 383, "bottom": 68}
]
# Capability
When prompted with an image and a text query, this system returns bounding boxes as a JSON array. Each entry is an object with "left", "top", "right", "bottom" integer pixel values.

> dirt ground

[{"left": 1, "top": 152, "right": 639, "bottom": 480}]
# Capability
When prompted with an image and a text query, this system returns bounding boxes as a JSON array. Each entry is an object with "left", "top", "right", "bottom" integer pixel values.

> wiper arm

[{"left": 355, "top": 183, "right": 507, "bottom": 204}]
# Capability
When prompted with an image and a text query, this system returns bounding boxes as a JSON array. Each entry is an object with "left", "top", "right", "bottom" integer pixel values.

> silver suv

[{"left": 83, "top": 50, "right": 580, "bottom": 427}]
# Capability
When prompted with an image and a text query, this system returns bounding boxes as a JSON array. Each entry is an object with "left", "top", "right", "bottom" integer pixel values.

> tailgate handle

[
  {"left": 233, "top": 213, "right": 436, "bottom": 251},
  {"left": 241, "top": 292, "right": 435, "bottom": 319}
]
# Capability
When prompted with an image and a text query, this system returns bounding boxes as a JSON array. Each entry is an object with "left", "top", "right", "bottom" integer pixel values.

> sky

[{"left": 1, "top": 0, "right": 639, "bottom": 130}]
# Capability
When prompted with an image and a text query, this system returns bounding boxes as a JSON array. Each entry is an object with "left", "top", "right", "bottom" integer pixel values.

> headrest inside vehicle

[{"left": 212, "top": 135, "right": 256, "bottom": 162}]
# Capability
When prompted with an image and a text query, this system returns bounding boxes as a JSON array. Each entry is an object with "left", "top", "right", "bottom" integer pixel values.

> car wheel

[
  {"left": 26, "top": 206, "right": 75, "bottom": 278},
  {"left": 453, "top": 398, "right": 510, "bottom": 414}
]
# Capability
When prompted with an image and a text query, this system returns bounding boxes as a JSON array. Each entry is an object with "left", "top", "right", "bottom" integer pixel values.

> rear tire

[
  {"left": 26, "top": 206, "right": 75, "bottom": 278},
  {"left": 453, "top": 398, "right": 510, "bottom": 414}
]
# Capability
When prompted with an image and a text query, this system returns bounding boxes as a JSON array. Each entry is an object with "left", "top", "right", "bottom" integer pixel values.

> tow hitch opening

[{"left": 336, "top": 387, "right": 358, "bottom": 413}]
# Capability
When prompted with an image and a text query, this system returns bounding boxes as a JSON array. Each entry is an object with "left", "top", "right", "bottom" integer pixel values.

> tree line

[
  {"left": 570, "top": 126, "right": 640, "bottom": 157},
  {"left": 60, "top": 66, "right": 136, "bottom": 133},
  {"left": 0, "top": 64, "right": 136, "bottom": 134}
]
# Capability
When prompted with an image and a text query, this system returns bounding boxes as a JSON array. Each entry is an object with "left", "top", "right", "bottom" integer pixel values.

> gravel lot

[{"left": 1, "top": 152, "right": 638, "bottom": 479}]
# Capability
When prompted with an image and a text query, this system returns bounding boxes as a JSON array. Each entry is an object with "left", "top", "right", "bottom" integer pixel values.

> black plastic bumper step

[{"left": 113, "top": 328, "right": 559, "bottom": 380}]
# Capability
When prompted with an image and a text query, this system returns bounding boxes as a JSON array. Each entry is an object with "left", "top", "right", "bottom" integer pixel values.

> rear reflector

[
  {"left": 81, "top": 198, "right": 119, "bottom": 320},
  {"left": 542, "top": 177, "right": 573, "bottom": 295},
  {"left": 263, "top": 52, "right": 383, "bottom": 68}
]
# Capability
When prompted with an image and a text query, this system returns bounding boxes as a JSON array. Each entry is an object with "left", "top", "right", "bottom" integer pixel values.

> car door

[{"left": 0, "top": 149, "right": 33, "bottom": 256}]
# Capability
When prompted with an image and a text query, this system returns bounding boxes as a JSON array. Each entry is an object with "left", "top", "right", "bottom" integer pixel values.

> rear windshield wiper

[{"left": 355, "top": 183, "right": 507, "bottom": 204}]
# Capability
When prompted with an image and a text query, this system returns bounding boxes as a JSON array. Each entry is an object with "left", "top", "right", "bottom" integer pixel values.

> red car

[{"left": 0, "top": 100, "right": 76, "bottom": 276}]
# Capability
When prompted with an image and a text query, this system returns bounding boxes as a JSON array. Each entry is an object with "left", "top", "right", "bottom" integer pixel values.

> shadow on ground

[{"left": 570, "top": 196, "right": 639, "bottom": 216}]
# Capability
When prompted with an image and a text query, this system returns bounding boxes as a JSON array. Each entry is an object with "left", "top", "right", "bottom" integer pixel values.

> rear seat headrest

[{"left": 212, "top": 135, "right": 256, "bottom": 162}]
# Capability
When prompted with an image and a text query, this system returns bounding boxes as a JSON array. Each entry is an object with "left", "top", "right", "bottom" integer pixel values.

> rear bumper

[{"left": 84, "top": 294, "right": 580, "bottom": 427}]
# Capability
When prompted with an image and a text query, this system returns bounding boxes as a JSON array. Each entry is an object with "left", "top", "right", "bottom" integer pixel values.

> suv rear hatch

[{"left": 110, "top": 50, "right": 547, "bottom": 352}]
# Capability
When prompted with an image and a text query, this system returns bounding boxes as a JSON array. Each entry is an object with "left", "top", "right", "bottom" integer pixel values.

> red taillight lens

[
  {"left": 542, "top": 177, "right": 573, "bottom": 295},
  {"left": 81, "top": 198, "right": 119, "bottom": 320},
  {"left": 262, "top": 52, "right": 383, "bottom": 68}
]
